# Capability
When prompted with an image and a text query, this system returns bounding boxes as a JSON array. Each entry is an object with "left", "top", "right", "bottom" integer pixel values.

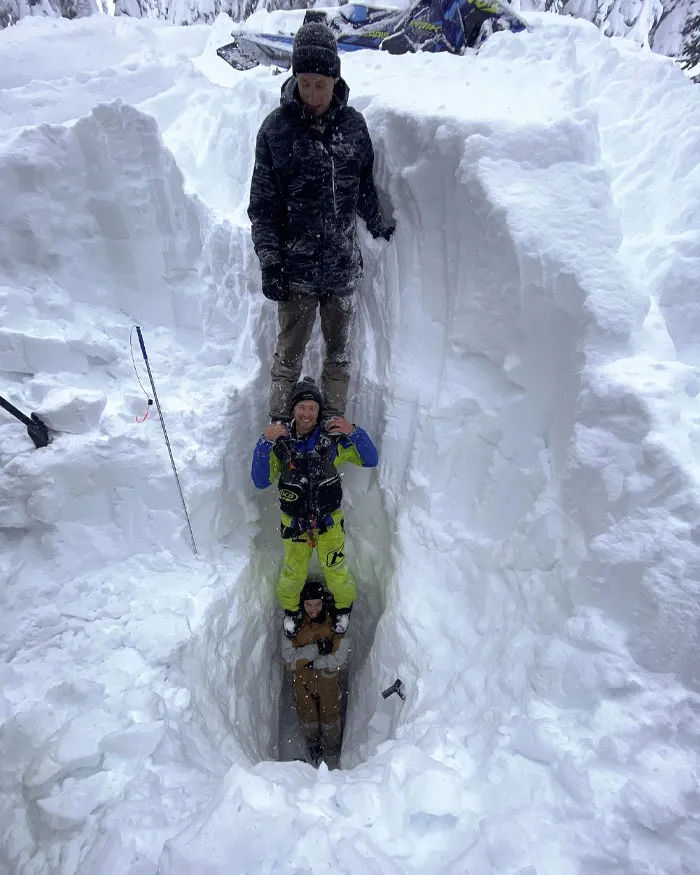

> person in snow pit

[
  {"left": 281, "top": 578, "right": 350, "bottom": 769},
  {"left": 251, "top": 377, "right": 378, "bottom": 637},
  {"left": 247, "top": 20, "right": 395, "bottom": 424}
]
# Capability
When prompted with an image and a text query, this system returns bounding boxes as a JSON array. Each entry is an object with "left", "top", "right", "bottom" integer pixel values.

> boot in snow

[
  {"left": 323, "top": 745, "right": 341, "bottom": 771},
  {"left": 332, "top": 605, "right": 352, "bottom": 635},
  {"left": 283, "top": 609, "right": 302, "bottom": 638},
  {"left": 307, "top": 740, "right": 323, "bottom": 768}
]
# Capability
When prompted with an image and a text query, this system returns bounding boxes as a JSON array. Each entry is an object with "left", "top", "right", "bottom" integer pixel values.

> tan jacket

[{"left": 281, "top": 612, "right": 350, "bottom": 675}]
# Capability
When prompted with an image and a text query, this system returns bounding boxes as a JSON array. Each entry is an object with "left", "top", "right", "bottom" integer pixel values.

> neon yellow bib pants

[{"left": 276, "top": 508, "right": 357, "bottom": 611}]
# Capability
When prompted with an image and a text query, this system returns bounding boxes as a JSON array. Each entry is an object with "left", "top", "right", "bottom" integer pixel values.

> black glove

[
  {"left": 373, "top": 224, "right": 395, "bottom": 242},
  {"left": 261, "top": 265, "right": 290, "bottom": 302},
  {"left": 317, "top": 638, "right": 334, "bottom": 656}
]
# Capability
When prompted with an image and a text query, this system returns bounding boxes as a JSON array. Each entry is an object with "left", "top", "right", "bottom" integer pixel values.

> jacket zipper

[{"left": 330, "top": 155, "right": 337, "bottom": 214}]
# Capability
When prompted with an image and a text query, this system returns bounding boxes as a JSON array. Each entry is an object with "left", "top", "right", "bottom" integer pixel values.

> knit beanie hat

[
  {"left": 292, "top": 22, "right": 341, "bottom": 79},
  {"left": 301, "top": 579, "right": 328, "bottom": 602},
  {"left": 289, "top": 377, "right": 323, "bottom": 412}
]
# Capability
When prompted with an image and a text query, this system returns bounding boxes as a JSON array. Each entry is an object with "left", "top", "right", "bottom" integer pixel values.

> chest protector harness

[{"left": 275, "top": 430, "right": 342, "bottom": 530}]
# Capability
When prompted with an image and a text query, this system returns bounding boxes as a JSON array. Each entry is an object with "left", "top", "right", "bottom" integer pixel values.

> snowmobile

[{"left": 217, "top": 0, "right": 529, "bottom": 72}]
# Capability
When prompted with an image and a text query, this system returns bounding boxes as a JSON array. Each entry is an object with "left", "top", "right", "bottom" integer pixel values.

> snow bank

[
  {"left": 161, "top": 16, "right": 700, "bottom": 875},
  {"left": 1, "top": 12, "right": 700, "bottom": 875},
  {"left": 0, "top": 16, "right": 211, "bottom": 129},
  {"left": 0, "top": 0, "right": 99, "bottom": 30},
  {"left": 0, "top": 99, "right": 203, "bottom": 328}
]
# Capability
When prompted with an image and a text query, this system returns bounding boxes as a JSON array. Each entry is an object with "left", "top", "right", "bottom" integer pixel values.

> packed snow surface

[{"left": 2, "top": 10, "right": 700, "bottom": 875}]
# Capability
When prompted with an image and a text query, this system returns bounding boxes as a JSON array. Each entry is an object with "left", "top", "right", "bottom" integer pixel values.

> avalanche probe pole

[{"left": 135, "top": 326, "right": 198, "bottom": 556}]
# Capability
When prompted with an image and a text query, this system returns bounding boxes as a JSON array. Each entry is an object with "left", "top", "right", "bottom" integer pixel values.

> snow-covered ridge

[
  {"left": 1, "top": 14, "right": 700, "bottom": 875},
  {"left": 3, "top": 0, "right": 700, "bottom": 61}
]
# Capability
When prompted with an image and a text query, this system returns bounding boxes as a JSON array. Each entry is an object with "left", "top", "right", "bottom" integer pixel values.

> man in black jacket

[{"left": 248, "top": 21, "right": 394, "bottom": 423}]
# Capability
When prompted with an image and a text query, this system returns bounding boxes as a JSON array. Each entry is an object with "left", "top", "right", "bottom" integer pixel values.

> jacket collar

[{"left": 290, "top": 423, "right": 321, "bottom": 448}]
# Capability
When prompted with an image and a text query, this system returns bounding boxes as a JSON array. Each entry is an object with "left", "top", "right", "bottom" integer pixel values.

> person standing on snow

[
  {"left": 251, "top": 377, "right": 378, "bottom": 637},
  {"left": 247, "top": 21, "right": 395, "bottom": 424},
  {"left": 281, "top": 578, "right": 350, "bottom": 769}
]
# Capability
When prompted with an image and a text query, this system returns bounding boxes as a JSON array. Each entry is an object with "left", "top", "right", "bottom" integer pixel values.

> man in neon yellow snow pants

[
  {"left": 251, "top": 377, "right": 378, "bottom": 638},
  {"left": 278, "top": 507, "right": 352, "bottom": 610}
]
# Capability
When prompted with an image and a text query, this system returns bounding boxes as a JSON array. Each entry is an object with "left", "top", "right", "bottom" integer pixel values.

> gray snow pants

[{"left": 269, "top": 294, "right": 356, "bottom": 421}]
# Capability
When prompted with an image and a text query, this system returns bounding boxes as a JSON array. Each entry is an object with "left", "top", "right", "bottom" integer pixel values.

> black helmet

[{"left": 300, "top": 578, "right": 327, "bottom": 603}]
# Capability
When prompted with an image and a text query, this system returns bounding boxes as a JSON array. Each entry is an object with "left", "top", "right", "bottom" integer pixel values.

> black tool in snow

[
  {"left": 0, "top": 394, "right": 51, "bottom": 449},
  {"left": 382, "top": 678, "right": 406, "bottom": 701},
  {"left": 133, "top": 326, "right": 198, "bottom": 556}
]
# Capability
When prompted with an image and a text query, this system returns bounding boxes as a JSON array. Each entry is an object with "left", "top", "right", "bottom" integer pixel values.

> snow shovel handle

[{"left": 0, "top": 394, "right": 34, "bottom": 428}]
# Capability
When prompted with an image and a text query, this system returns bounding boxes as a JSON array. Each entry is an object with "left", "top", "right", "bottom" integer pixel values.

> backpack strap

[
  {"left": 276, "top": 429, "right": 338, "bottom": 468},
  {"left": 316, "top": 428, "right": 340, "bottom": 463}
]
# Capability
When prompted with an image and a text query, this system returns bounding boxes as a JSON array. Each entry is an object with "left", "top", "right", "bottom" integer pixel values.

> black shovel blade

[
  {"left": 0, "top": 395, "right": 51, "bottom": 449},
  {"left": 28, "top": 413, "right": 50, "bottom": 449}
]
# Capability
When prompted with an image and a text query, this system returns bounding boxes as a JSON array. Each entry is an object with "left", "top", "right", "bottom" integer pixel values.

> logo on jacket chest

[{"left": 311, "top": 130, "right": 358, "bottom": 160}]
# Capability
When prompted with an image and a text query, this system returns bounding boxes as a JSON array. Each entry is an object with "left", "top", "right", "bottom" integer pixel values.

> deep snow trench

[{"left": 2, "top": 13, "right": 700, "bottom": 875}]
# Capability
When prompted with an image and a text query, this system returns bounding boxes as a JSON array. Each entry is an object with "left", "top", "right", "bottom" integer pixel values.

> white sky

[{"left": 1, "top": 10, "right": 700, "bottom": 875}]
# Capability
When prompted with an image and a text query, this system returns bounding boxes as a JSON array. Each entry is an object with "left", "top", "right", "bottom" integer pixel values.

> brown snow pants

[
  {"left": 269, "top": 294, "right": 356, "bottom": 421},
  {"left": 293, "top": 668, "right": 342, "bottom": 754}
]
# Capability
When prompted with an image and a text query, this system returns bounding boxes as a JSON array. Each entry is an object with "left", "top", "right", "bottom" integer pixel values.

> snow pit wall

[
  {"left": 1, "top": 18, "right": 700, "bottom": 875},
  {"left": 271, "top": 59, "right": 692, "bottom": 710},
  {"left": 159, "top": 45, "right": 700, "bottom": 869},
  {"left": 1, "top": 62, "right": 692, "bottom": 777},
  {"left": 172, "top": 49, "right": 700, "bottom": 776}
]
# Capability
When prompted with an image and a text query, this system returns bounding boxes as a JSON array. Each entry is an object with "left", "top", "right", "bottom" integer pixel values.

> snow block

[
  {"left": 0, "top": 329, "right": 90, "bottom": 376},
  {"left": 22, "top": 710, "right": 120, "bottom": 801},
  {"left": 99, "top": 720, "right": 165, "bottom": 760},
  {"left": 35, "top": 772, "right": 117, "bottom": 832},
  {"left": 37, "top": 387, "right": 107, "bottom": 434}
]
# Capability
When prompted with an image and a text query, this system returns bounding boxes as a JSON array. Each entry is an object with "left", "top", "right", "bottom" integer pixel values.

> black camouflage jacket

[{"left": 248, "top": 76, "right": 385, "bottom": 297}]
